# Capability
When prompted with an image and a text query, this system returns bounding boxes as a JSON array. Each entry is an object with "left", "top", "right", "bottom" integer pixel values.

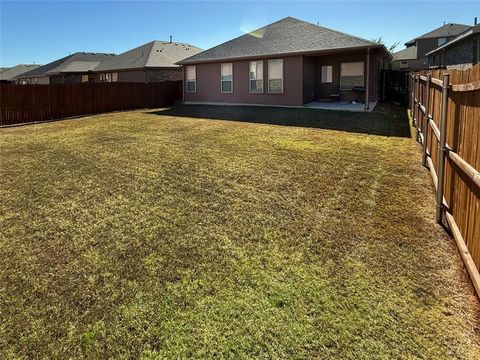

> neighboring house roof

[
  {"left": 94, "top": 41, "right": 203, "bottom": 72},
  {"left": 405, "top": 23, "right": 471, "bottom": 46},
  {"left": 393, "top": 46, "right": 417, "bottom": 61},
  {"left": 0, "top": 67, "right": 9, "bottom": 73},
  {"left": 15, "top": 52, "right": 115, "bottom": 79},
  {"left": 426, "top": 24, "right": 480, "bottom": 56},
  {"left": 0, "top": 64, "right": 42, "bottom": 81},
  {"left": 178, "top": 17, "right": 388, "bottom": 65}
]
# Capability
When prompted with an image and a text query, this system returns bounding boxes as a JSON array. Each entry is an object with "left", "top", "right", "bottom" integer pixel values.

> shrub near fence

[
  {"left": 0, "top": 80, "right": 182, "bottom": 126},
  {"left": 410, "top": 64, "right": 480, "bottom": 297}
]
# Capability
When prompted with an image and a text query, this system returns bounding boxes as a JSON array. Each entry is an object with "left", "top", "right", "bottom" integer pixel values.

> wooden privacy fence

[
  {"left": 410, "top": 64, "right": 480, "bottom": 297},
  {"left": 0, "top": 81, "right": 182, "bottom": 126}
]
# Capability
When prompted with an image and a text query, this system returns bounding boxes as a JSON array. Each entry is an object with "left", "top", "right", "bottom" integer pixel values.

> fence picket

[
  {"left": 411, "top": 64, "right": 480, "bottom": 298},
  {"left": 0, "top": 81, "right": 182, "bottom": 126}
]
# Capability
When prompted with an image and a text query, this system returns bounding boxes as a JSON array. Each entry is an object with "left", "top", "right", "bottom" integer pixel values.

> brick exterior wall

[
  {"left": 428, "top": 34, "right": 480, "bottom": 69},
  {"left": 146, "top": 69, "right": 182, "bottom": 82},
  {"left": 391, "top": 58, "right": 427, "bottom": 71},
  {"left": 50, "top": 74, "right": 83, "bottom": 84},
  {"left": 445, "top": 34, "right": 480, "bottom": 68},
  {"left": 94, "top": 69, "right": 182, "bottom": 83}
]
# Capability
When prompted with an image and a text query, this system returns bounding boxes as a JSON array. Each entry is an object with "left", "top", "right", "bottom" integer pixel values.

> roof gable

[
  {"left": 393, "top": 46, "right": 417, "bottom": 61},
  {"left": 405, "top": 23, "right": 471, "bottom": 45},
  {"left": 16, "top": 52, "right": 115, "bottom": 79},
  {"left": 0, "top": 64, "right": 42, "bottom": 81},
  {"left": 179, "top": 17, "right": 381, "bottom": 64},
  {"left": 426, "top": 24, "right": 480, "bottom": 56},
  {"left": 94, "top": 40, "right": 203, "bottom": 72}
]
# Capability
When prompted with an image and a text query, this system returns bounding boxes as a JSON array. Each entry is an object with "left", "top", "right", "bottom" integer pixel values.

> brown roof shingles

[{"left": 178, "top": 17, "right": 386, "bottom": 65}]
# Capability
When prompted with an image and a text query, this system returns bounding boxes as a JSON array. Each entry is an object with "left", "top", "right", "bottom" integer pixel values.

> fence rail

[
  {"left": 0, "top": 81, "right": 182, "bottom": 126},
  {"left": 410, "top": 64, "right": 480, "bottom": 297}
]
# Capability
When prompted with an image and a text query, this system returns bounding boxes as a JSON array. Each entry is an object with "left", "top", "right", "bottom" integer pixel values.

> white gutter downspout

[{"left": 365, "top": 48, "right": 370, "bottom": 111}]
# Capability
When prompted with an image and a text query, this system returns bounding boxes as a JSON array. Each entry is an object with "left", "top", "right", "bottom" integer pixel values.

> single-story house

[
  {"left": 15, "top": 52, "right": 115, "bottom": 84},
  {"left": 0, "top": 64, "right": 41, "bottom": 84},
  {"left": 392, "top": 22, "right": 470, "bottom": 71},
  {"left": 427, "top": 23, "right": 480, "bottom": 69},
  {"left": 93, "top": 40, "right": 202, "bottom": 83},
  {"left": 177, "top": 17, "right": 390, "bottom": 110}
]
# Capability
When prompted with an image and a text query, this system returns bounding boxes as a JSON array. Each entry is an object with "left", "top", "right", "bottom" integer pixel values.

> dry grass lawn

[{"left": 0, "top": 104, "right": 479, "bottom": 358}]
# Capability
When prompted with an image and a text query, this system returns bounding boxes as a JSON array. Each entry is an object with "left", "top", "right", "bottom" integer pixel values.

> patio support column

[
  {"left": 181, "top": 65, "right": 185, "bottom": 103},
  {"left": 365, "top": 48, "right": 370, "bottom": 111}
]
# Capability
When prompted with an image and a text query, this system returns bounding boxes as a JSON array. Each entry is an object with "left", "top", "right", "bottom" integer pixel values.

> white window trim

[
  {"left": 221, "top": 63, "right": 233, "bottom": 93},
  {"left": 186, "top": 65, "right": 196, "bottom": 93},
  {"left": 268, "top": 58, "right": 283, "bottom": 93},
  {"left": 249, "top": 61, "right": 264, "bottom": 93},
  {"left": 340, "top": 61, "right": 364, "bottom": 90}
]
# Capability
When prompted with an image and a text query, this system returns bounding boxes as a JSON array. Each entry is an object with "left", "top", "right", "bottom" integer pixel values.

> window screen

[
  {"left": 249, "top": 61, "right": 263, "bottom": 93},
  {"left": 186, "top": 66, "right": 196, "bottom": 92},
  {"left": 268, "top": 59, "right": 283, "bottom": 93},
  {"left": 221, "top": 63, "right": 233, "bottom": 93},
  {"left": 340, "top": 62, "right": 364, "bottom": 90}
]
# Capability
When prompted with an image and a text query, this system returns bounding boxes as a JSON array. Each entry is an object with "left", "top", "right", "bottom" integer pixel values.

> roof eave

[
  {"left": 425, "top": 28, "right": 477, "bottom": 56},
  {"left": 92, "top": 65, "right": 181, "bottom": 73},
  {"left": 177, "top": 45, "right": 387, "bottom": 65}
]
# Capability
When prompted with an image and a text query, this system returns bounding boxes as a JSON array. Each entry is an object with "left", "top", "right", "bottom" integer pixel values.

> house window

[
  {"left": 400, "top": 61, "right": 409, "bottom": 69},
  {"left": 221, "top": 63, "right": 233, "bottom": 93},
  {"left": 268, "top": 59, "right": 283, "bottom": 93},
  {"left": 321, "top": 65, "right": 332, "bottom": 83},
  {"left": 100, "top": 73, "right": 112, "bottom": 82},
  {"left": 249, "top": 61, "right": 263, "bottom": 93},
  {"left": 438, "top": 37, "right": 447, "bottom": 46},
  {"left": 340, "top": 62, "right": 364, "bottom": 90},
  {"left": 81, "top": 75, "right": 89, "bottom": 83},
  {"left": 112, "top": 73, "right": 118, "bottom": 82},
  {"left": 186, "top": 66, "right": 196, "bottom": 92}
]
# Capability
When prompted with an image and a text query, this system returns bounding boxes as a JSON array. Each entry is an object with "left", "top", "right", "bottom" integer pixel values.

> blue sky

[{"left": 0, "top": 1, "right": 478, "bottom": 67}]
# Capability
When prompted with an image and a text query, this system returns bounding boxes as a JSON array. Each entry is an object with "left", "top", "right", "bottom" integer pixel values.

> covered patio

[
  {"left": 302, "top": 47, "right": 386, "bottom": 111},
  {"left": 305, "top": 100, "right": 378, "bottom": 112}
]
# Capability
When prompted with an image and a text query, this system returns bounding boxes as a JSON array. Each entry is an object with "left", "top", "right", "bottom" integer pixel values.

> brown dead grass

[{"left": 0, "top": 104, "right": 479, "bottom": 358}]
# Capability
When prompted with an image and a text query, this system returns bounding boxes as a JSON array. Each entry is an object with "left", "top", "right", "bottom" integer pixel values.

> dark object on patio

[
  {"left": 329, "top": 92, "right": 341, "bottom": 101},
  {"left": 352, "top": 86, "right": 366, "bottom": 103}
]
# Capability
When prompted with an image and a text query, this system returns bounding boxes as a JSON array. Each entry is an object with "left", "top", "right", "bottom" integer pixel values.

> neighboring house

[
  {"left": 0, "top": 64, "right": 41, "bottom": 83},
  {"left": 178, "top": 17, "right": 390, "bottom": 109},
  {"left": 427, "top": 23, "right": 480, "bottom": 69},
  {"left": 15, "top": 52, "right": 115, "bottom": 84},
  {"left": 93, "top": 40, "right": 202, "bottom": 83},
  {"left": 392, "top": 23, "right": 470, "bottom": 71}
]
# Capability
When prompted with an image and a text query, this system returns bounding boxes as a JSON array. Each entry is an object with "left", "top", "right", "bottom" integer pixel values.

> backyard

[{"left": 0, "top": 104, "right": 479, "bottom": 358}]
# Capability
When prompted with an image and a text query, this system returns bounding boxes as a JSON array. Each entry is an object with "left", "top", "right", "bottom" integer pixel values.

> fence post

[
  {"left": 411, "top": 74, "right": 415, "bottom": 124},
  {"left": 435, "top": 73, "right": 450, "bottom": 224},
  {"left": 416, "top": 74, "right": 421, "bottom": 141},
  {"left": 422, "top": 74, "right": 431, "bottom": 167},
  {"left": 413, "top": 74, "right": 418, "bottom": 128}
]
